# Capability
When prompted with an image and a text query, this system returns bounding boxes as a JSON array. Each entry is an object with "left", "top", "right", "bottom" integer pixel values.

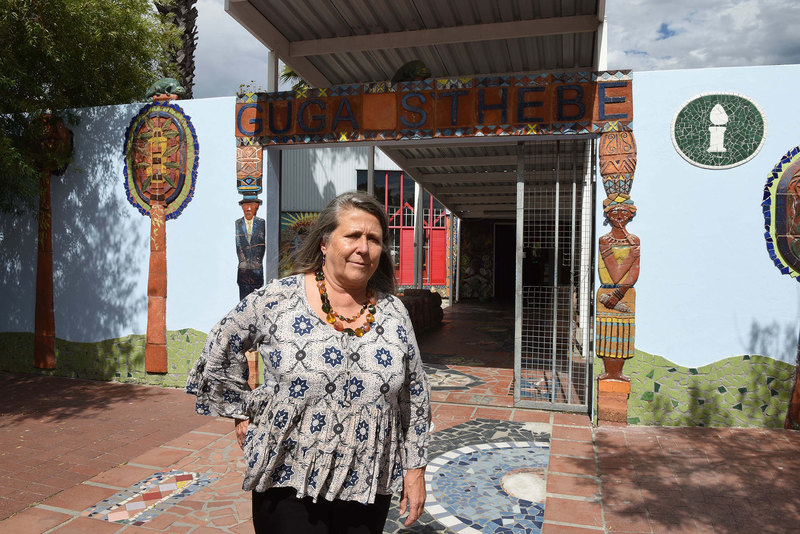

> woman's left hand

[{"left": 400, "top": 466, "right": 426, "bottom": 526}]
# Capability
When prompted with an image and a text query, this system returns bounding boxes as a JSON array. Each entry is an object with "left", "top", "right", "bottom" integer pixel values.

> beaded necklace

[{"left": 315, "top": 271, "right": 377, "bottom": 337}]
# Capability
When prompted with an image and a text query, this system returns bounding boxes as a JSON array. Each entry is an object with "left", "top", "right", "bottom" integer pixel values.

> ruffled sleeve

[
  {"left": 398, "top": 313, "right": 431, "bottom": 469},
  {"left": 186, "top": 292, "right": 264, "bottom": 419}
]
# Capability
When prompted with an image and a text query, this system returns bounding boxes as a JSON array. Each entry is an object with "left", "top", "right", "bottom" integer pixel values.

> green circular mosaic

[{"left": 671, "top": 93, "right": 766, "bottom": 169}]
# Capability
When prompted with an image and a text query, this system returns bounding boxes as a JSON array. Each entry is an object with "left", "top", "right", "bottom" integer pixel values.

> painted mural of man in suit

[{"left": 236, "top": 198, "right": 266, "bottom": 300}]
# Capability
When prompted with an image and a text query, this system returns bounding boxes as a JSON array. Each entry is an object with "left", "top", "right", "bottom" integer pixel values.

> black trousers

[{"left": 252, "top": 487, "right": 391, "bottom": 534}]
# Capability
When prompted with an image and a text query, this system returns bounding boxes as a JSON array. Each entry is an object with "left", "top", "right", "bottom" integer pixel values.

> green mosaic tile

[
  {"left": 0, "top": 329, "right": 208, "bottom": 388},
  {"left": 641, "top": 391, "right": 654, "bottom": 401},
  {"left": 626, "top": 349, "right": 795, "bottom": 428}
]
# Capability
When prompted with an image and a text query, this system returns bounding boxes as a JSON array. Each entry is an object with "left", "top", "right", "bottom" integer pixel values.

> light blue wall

[
  {"left": 605, "top": 64, "right": 800, "bottom": 366},
  {"left": 0, "top": 97, "right": 253, "bottom": 342}
]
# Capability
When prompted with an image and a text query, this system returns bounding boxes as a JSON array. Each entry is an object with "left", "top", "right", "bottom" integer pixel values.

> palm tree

[
  {"left": 154, "top": 0, "right": 198, "bottom": 98},
  {"left": 280, "top": 65, "right": 309, "bottom": 92}
]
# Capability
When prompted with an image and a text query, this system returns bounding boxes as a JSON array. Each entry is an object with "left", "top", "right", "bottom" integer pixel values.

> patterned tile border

[{"left": 83, "top": 470, "right": 219, "bottom": 525}]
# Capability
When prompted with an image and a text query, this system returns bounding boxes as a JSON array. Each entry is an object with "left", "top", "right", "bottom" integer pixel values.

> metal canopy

[{"left": 225, "top": 0, "right": 606, "bottom": 218}]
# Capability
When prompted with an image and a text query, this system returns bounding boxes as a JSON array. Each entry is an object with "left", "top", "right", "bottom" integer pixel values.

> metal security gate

[{"left": 514, "top": 140, "right": 595, "bottom": 411}]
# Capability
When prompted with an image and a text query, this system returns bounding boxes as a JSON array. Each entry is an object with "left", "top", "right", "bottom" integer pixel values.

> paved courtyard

[{"left": 1, "top": 303, "right": 799, "bottom": 533}]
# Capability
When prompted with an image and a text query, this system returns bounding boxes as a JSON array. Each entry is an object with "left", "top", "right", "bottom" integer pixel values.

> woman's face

[
  {"left": 607, "top": 206, "right": 633, "bottom": 228},
  {"left": 320, "top": 208, "right": 383, "bottom": 290}
]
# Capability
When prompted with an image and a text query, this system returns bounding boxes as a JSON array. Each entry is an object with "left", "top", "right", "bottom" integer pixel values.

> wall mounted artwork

[
  {"left": 671, "top": 92, "right": 766, "bottom": 169},
  {"left": 279, "top": 212, "right": 319, "bottom": 277},
  {"left": 123, "top": 92, "right": 198, "bottom": 373},
  {"left": 762, "top": 145, "right": 800, "bottom": 428}
]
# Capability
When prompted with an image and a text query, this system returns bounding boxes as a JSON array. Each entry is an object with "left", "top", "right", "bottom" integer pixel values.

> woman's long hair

[{"left": 292, "top": 191, "right": 396, "bottom": 294}]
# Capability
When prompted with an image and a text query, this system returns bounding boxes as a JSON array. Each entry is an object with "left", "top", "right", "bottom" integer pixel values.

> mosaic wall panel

[
  {"left": 594, "top": 350, "right": 795, "bottom": 428},
  {"left": 671, "top": 92, "right": 766, "bottom": 170},
  {"left": 279, "top": 211, "right": 319, "bottom": 277},
  {"left": 0, "top": 329, "right": 207, "bottom": 388},
  {"left": 459, "top": 220, "right": 495, "bottom": 301}
]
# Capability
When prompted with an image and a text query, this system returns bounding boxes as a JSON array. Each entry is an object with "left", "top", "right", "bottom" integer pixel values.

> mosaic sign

[
  {"left": 671, "top": 92, "right": 766, "bottom": 169},
  {"left": 123, "top": 101, "right": 199, "bottom": 219},
  {"left": 235, "top": 71, "right": 633, "bottom": 146},
  {"left": 763, "top": 145, "right": 800, "bottom": 281}
]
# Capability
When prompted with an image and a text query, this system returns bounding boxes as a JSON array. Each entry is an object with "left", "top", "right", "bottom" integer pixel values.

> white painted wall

[
  {"left": 601, "top": 64, "right": 800, "bottom": 366},
  {"left": 0, "top": 97, "right": 245, "bottom": 341},
  {"left": 0, "top": 97, "right": 404, "bottom": 343}
]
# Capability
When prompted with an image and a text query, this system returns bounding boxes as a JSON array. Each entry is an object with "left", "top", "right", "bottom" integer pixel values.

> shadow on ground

[{"left": 595, "top": 425, "right": 800, "bottom": 534}]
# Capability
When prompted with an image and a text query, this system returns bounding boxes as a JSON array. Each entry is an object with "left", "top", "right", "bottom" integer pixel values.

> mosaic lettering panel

[{"left": 671, "top": 93, "right": 766, "bottom": 169}]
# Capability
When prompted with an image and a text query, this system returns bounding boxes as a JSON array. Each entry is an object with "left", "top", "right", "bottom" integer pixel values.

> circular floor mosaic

[{"left": 424, "top": 442, "right": 549, "bottom": 534}]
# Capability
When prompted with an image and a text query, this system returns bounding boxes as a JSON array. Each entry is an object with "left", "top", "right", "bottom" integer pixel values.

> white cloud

[
  {"left": 191, "top": 0, "right": 800, "bottom": 97},
  {"left": 606, "top": 0, "right": 800, "bottom": 72}
]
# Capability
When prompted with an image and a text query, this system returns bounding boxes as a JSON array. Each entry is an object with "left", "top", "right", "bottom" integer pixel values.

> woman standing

[{"left": 186, "top": 191, "right": 431, "bottom": 533}]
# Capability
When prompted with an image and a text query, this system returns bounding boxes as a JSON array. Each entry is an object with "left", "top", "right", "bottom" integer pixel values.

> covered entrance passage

[
  {"left": 227, "top": 0, "right": 633, "bottom": 413},
  {"left": 384, "top": 138, "right": 595, "bottom": 411}
]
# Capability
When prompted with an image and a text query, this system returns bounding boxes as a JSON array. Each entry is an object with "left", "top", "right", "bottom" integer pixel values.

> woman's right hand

[{"left": 234, "top": 418, "right": 250, "bottom": 449}]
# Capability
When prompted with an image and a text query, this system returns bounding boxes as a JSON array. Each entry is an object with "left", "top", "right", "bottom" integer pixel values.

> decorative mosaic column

[
  {"left": 596, "top": 130, "right": 639, "bottom": 423},
  {"left": 236, "top": 93, "right": 266, "bottom": 387}
]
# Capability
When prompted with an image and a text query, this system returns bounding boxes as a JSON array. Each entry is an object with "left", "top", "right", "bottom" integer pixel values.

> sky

[{"left": 192, "top": 0, "right": 800, "bottom": 99}]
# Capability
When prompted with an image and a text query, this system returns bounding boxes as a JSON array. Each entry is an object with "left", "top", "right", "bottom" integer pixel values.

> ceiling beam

[
  {"left": 403, "top": 155, "right": 517, "bottom": 167},
  {"left": 434, "top": 185, "right": 517, "bottom": 195},
  {"left": 289, "top": 15, "right": 598, "bottom": 56},
  {"left": 444, "top": 195, "right": 517, "bottom": 205},
  {"left": 225, "top": 0, "right": 331, "bottom": 88},
  {"left": 420, "top": 172, "right": 517, "bottom": 183}
]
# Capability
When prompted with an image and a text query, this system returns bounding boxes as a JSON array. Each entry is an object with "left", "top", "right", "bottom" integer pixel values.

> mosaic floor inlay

[
  {"left": 424, "top": 363, "right": 484, "bottom": 391},
  {"left": 426, "top": 442, "right": 549, "bottom": 534},
  {"left": 383, "top": 419, "right": 552, "bottom": 533},
  {"left": 84, "top": 470, "right": 219, "bottom": 525}
]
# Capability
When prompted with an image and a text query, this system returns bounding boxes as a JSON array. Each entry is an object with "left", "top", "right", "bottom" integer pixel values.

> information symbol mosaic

[{"left": 671, "top": 93, "right": 766, "bottom": 169}]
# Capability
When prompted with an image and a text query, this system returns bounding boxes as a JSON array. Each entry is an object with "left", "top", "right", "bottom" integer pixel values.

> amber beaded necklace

[{"left": 315, "top": 271, "right": 377, "bottom": 337}]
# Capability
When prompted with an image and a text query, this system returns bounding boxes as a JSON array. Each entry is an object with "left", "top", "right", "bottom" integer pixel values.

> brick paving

[{"left": 1, "top": 303, "right": 799, "bottom": 533}]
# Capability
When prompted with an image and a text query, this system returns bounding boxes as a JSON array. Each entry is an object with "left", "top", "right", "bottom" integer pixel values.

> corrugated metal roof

[{"left": 226, "top": 0, "right": 604, "bottom": 217}]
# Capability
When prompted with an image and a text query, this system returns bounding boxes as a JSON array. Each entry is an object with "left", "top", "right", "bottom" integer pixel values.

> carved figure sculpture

[
  {"left": 235, "top": 198, "right": 266, "bottom": 300},
  {"left": 596, "top": 195, "right": 639, "bottom": 381}
]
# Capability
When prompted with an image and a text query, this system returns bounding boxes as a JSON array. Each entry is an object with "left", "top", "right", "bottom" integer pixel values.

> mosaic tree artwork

[
  {"left": 34, "top": 116, "right": 73, "bottom": 369},
  {"left": 763, "top": 146, "right": 800, "bottom": 429},
  {"left": 123, "top": 83, "right": 198, "bottom": 373},
  {"left": 597, "top": 131, "right": 639, "bottom": 382}
]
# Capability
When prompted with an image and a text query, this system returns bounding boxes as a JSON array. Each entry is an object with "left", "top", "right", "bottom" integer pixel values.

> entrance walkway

[{"left": 1, "top": 303, "right": 798, "bottom": 533}]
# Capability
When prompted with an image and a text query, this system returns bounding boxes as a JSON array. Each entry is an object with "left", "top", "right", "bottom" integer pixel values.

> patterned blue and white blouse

[{"left": 186, "top": 274, "right": 431, "bottom": 504}]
